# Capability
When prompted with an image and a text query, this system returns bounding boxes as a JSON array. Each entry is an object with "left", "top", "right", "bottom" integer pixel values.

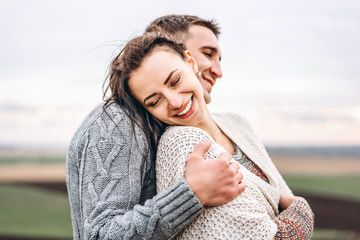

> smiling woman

[
  {"left": 104, "top": 31, "right": 314, "bottom": 239},
  {"left": 128, "top": 50, "right": 206, "bottom": 128}
]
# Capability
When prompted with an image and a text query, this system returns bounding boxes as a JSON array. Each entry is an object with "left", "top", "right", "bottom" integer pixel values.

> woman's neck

[{"left": 196, "top": 113, "right": 235, "bottom": 154}]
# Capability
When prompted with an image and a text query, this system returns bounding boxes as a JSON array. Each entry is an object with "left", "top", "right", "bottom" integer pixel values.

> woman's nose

[{"left": 167, "top": 94, "right": 182, "bottom": 110}]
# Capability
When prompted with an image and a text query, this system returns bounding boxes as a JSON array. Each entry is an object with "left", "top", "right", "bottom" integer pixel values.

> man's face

[{"left": 184, "top": 25, "right": 222, "bottom": 104}]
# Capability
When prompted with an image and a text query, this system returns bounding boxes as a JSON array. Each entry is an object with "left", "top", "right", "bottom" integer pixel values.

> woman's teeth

[{"left": 177, "top": 98, "right": 192, "bottom": 116}]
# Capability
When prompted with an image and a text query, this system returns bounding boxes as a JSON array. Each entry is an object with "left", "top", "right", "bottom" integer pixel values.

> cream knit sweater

[{"left": 156, "top": 112, "right": 313, "bottom": 240}]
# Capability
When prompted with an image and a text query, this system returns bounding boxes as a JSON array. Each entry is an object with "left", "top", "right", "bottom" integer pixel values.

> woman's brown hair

[{"left": 103, "top": 31, "right": 187, "bottom": 151}]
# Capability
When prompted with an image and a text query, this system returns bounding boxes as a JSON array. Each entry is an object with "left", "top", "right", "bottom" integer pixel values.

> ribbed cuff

[
  {"left": 288, "top": 198, "right": 315, "bottom": 221},
  {"left": 275, "top": 198, "right": 315, "bottom": 240},
  {"left": 155, "top": 179, "right": 203, "bottom": 230}
]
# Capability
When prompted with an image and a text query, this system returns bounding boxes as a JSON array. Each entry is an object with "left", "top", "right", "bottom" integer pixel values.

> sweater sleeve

[
  {"left": 273, "top": 198, "right": 315, "bottom": 240},
  {"left": 66, "top": 105, "right": 202, "bottom": 240}
]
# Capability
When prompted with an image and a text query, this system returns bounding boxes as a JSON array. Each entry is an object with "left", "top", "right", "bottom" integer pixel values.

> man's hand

[{"left": 185, "top": 140, "right": 245, "bottom": 206}]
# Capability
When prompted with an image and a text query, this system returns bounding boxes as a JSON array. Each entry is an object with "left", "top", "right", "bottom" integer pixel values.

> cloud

[
  {"left": 284, "top": 110, "right": 355, "bottom": 123},
  {"left": 0, "top": 120, "right": 19, "bottom": 128},
  {"left": 1, "top": 0, "right": 360, "bottom": 147},
  {"left": 0, "top": 103, "right": 37, "bottom": 114}
]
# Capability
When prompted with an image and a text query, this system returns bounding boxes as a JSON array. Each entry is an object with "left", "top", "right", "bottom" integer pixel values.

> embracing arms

[
  {"left": 66, "top": 104, "right": 244, "bottom": 240},
  {"left": 66, "top": 115, "right": 201, "bottom": 239}
]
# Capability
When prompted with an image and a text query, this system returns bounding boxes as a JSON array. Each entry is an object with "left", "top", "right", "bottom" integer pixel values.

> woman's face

[{"left": 128, "top": 48, "right": 208, "bottom": 127}]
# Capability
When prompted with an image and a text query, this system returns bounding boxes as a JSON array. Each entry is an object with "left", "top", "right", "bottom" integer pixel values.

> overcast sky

[{"left": 1, "top": 0, "right": 359, "bottom": 148}]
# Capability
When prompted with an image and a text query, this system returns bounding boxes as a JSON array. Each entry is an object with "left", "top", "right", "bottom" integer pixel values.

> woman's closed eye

[
  {"left": 147, "top": 76, "right": 180, "bottom": 107},
  {"left": 149, "top": 97, "right": 161, "bottom": 107},
  {"left": 170, "top": 76, "right": 181, "bottom": 87}
]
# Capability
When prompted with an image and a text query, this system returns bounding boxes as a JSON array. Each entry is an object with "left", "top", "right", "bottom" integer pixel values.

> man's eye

[
  {"left": 149, "top": 97, "right": 160, "bottom": 107},
  {"left": 171, "top": 77, "right": 181, "bottom": 87},
  {"left": 204, "top": 52, "right": 212, "bottom": 57}
]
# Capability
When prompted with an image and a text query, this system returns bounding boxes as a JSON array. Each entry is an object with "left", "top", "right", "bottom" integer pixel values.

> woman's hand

[{"left": 279, "top": 193, "right": 302, "bottom": 210}]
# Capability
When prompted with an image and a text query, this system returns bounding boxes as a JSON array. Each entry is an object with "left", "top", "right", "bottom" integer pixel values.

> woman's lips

[{"left": 175, "top": 96, "right": 194, "bottom": 119}]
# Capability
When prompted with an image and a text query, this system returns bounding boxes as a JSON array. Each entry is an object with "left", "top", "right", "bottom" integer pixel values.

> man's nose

[{"left": 210, "top": 61, "right": 223, "bottom": 79}]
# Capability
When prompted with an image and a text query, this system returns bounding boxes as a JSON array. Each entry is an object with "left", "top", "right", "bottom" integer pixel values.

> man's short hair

[{"left": 145, "top": 14, "right": 221, "bottom": 44}]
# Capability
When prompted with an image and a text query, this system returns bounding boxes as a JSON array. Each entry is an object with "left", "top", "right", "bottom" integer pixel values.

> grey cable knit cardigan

[{"left": 66, "top": 102, "right": 203, "bottom": 240}]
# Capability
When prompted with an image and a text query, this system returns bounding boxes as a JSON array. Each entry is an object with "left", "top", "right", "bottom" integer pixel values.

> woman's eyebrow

[
  {"left": 143, "top": 93, "right": 157, "bottom": 105},
  {"left": 163, "top": 68, "right": 178, "bottom": 85}
]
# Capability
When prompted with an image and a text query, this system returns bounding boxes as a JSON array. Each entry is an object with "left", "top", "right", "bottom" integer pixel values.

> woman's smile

[{"left": 174, "top": 96, "right": 195, "bottom": 119}]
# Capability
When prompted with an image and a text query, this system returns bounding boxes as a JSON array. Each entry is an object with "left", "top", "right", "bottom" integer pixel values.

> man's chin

[{"left": 204, "top": 93, "right": 211, "bottom": 104}]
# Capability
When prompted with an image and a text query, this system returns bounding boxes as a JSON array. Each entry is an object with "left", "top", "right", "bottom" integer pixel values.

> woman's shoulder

[
  {"left": 211, "top": 112, "right": 248, "bottom": 124},
  {"left": 211, "top": 112, "right": 253, "bottom": 131},
  {"left": 156, "top": 126, "right": 224, "bottom": 165},
  {"left": 159, "top": 126, "right": 212, "bottom": 147}
]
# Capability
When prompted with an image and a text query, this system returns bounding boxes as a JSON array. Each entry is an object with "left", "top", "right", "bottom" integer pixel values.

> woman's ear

[{"left": 185, "top": 50, "right": 199, "bottom": 73}]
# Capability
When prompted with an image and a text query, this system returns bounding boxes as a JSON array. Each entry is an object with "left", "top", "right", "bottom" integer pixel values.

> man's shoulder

[{"left": 68, "top": 102, "right": 135, "bottom": 152}]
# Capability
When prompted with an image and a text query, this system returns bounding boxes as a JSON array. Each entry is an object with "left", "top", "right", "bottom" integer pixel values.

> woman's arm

[
  {"left": 156, "top": 126, "right": 279, "bottom": 239},
  {"left": 227, "top": 113, "right": 314, "bottom": 239},
  {"left": 273, "top": 194, "right": 314, "bottom": 240},
  {"left": 239, "top": 116, "right": 314, "bottom": 239},
  {"left": 156, "top": 126, "right": 314, "bottom": 239}
]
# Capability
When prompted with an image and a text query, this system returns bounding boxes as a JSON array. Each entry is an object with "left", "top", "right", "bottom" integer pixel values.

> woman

[{"left": 105, "top": 32, "right": 314, "bottom": 239}]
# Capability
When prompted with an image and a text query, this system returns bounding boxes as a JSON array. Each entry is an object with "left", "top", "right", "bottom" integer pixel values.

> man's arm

[
  {"left": 66, "top": 105, "right": 244, "bottom": 239},
  {"left": 66, "top": 118, "right": 203, "bottom": 239}
]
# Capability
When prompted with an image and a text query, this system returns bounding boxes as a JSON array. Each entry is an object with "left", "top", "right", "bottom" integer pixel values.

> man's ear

[{"left": 185, "top": 50, "right": 198, "bottom": 73}]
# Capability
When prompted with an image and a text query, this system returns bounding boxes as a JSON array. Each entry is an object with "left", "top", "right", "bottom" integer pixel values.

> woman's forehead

[{"left": 137, "top": 50, "right": 186, "bottom": 75}]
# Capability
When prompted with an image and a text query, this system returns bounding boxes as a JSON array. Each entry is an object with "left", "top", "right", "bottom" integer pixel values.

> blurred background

[{"left": 0, "top": 0, "right": 359, "bottom": 239}]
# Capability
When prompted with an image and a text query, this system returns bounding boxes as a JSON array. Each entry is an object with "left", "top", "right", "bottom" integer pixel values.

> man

[{"left": 66, "top": 15, "right": 243, "bottom": 240}]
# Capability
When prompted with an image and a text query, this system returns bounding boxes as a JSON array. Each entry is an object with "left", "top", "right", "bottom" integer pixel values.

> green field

[
  {"left": 285, "top": 175, "right": 360, "bottom": 239},
  {"left": 0, "top": 155, "right": 66, "bottom": 165},
  {"left": 0, "top": 173, "right": 359, "bottom": 239},
  {"left": 0, "top": 184, "right": 72, "bottom": 239},
  {"left": 284, "top": 174, "right": 360, "bottom": 201}
]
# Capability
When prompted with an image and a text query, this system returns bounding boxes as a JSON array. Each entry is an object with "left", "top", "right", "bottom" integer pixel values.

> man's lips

[{"left": 203, "top": 76, "right": 215, "bottom": 87}]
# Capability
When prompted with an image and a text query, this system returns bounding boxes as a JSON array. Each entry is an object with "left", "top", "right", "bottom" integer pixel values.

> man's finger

[
  {"left": 218, "top": 152, "right": 232, "bottom": 162},
  {"left": 229, "top": 161, "right": 240, "bottom": 173},
  {"left": 235, "top": 171, "right": 243, "bottom": 183},
  {"left": 189, "top": 140, "right": 212, "bottom": 159},
  {"left": 236, "top": 181, "right": 246, "bottom": 195}
]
